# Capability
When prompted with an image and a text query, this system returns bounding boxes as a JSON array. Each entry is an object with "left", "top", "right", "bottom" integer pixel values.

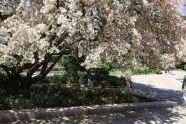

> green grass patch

[{"left": 110, "top": 66, "right": 162, "bottom": 77}]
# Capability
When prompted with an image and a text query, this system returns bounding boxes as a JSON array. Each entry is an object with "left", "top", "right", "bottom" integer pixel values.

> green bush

[
  {"left": 29, "top": 84, "right": 145, "bottom": 108},
  {"left": 58, "top": 53, "right": 87, "bottom": 85},
  {"left": 47, "top": 66, "right": 125, "bottom": 88},
  {"left": 114, "top": 90, "right": 143, "bottom": 103},
  {"left": 48, "top": 71, "right": 68, "bottom": 85},
  {"left": 0, "top": 95, "right": 34, "bottom": 110},
  {"left": 0, "top": 81, "right": 148, "bottom": 110},
  {"left": 0, "top": 72, "right": 7, "bottom": 85},
  {"left": 57, "top": 52, "right": 124, "bottom": 87},
  {"left": 5, "top": 98, "right": 33, "bottom": 110},
  {"left": 176, "top": 62, "right": 186, "bottom": 71},
  {"left": 0, "top": 71, "right": 14, "bottom": 91}
]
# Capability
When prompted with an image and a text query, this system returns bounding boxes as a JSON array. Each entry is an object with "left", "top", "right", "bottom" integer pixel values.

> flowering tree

[
  {"left": 0, "top": 0, "right": 183, "bottom": 92},
  {"left": 84, "top": 0, "right": 183, "bottom": 69}
]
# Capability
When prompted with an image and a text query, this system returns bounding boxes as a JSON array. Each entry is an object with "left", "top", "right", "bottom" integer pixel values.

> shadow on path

[
  {"left": 132, "top": 82, "right": 184, "bottom": 105},
  {"left": 20, "top": 108, "right": 184, "bottom": 124}
]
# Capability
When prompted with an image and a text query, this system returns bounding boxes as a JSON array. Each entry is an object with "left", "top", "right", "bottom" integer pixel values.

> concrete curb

[{"left": 0, "top": 101, "right": 177, "bottom": 123}]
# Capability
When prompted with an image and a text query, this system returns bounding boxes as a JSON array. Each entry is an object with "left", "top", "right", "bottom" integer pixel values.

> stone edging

[{"left": 0, "top": 101, "right": 177, "bottom": 123}]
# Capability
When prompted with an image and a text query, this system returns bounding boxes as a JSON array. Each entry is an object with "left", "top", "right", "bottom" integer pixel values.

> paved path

[
  {"left": 14, "top": 106, "right": 186, "bottom": 124},
  {"left": 132, "top": 70, "right": 186, "bottom": 105}
]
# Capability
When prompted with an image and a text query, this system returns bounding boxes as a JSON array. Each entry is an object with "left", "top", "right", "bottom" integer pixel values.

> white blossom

[{"left": 0, "top": 0, "right": 183, "bottom": 70}]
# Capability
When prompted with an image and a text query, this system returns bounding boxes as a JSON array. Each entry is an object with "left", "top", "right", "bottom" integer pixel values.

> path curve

[{"left": 132, "top": 70, "right": 186, "bottom": 105}]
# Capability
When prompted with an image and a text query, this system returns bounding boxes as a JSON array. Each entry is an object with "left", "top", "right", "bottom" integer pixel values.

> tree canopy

[{"left": 0, "top": 0, "right": 184, "bottom": 88}]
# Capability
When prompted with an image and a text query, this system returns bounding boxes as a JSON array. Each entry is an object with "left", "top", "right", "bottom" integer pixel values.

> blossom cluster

[{"left": 0, "top": 0, "right": 183, "bottom": 70}]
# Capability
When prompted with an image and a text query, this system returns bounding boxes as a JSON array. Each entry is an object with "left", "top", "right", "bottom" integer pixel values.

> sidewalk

[
  {"left": 132, "top": 70, "right": 185, "bottom": 105},
  {"left": 15, "top": 106, "right": 186, "bottom": 124}
]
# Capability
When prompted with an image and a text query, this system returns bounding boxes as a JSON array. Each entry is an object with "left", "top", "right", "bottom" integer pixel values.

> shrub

[
  {"left": 176, "top": 62, "right": 186, "bottom": 71},
  {"left": 57, "top": 52, "right": 124, "bottom": 87},
  {"left": 47, "top": 68, "right": 125, "bottom": 88},
  {"left": 48, "top": 71, "right": 68, "bottom": 85},
  {"left": 58, "top": 53, "right": 87, "bottom": 86},
  {"left": 30, "top": 84, "right": 145, "bottom": 108}
]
